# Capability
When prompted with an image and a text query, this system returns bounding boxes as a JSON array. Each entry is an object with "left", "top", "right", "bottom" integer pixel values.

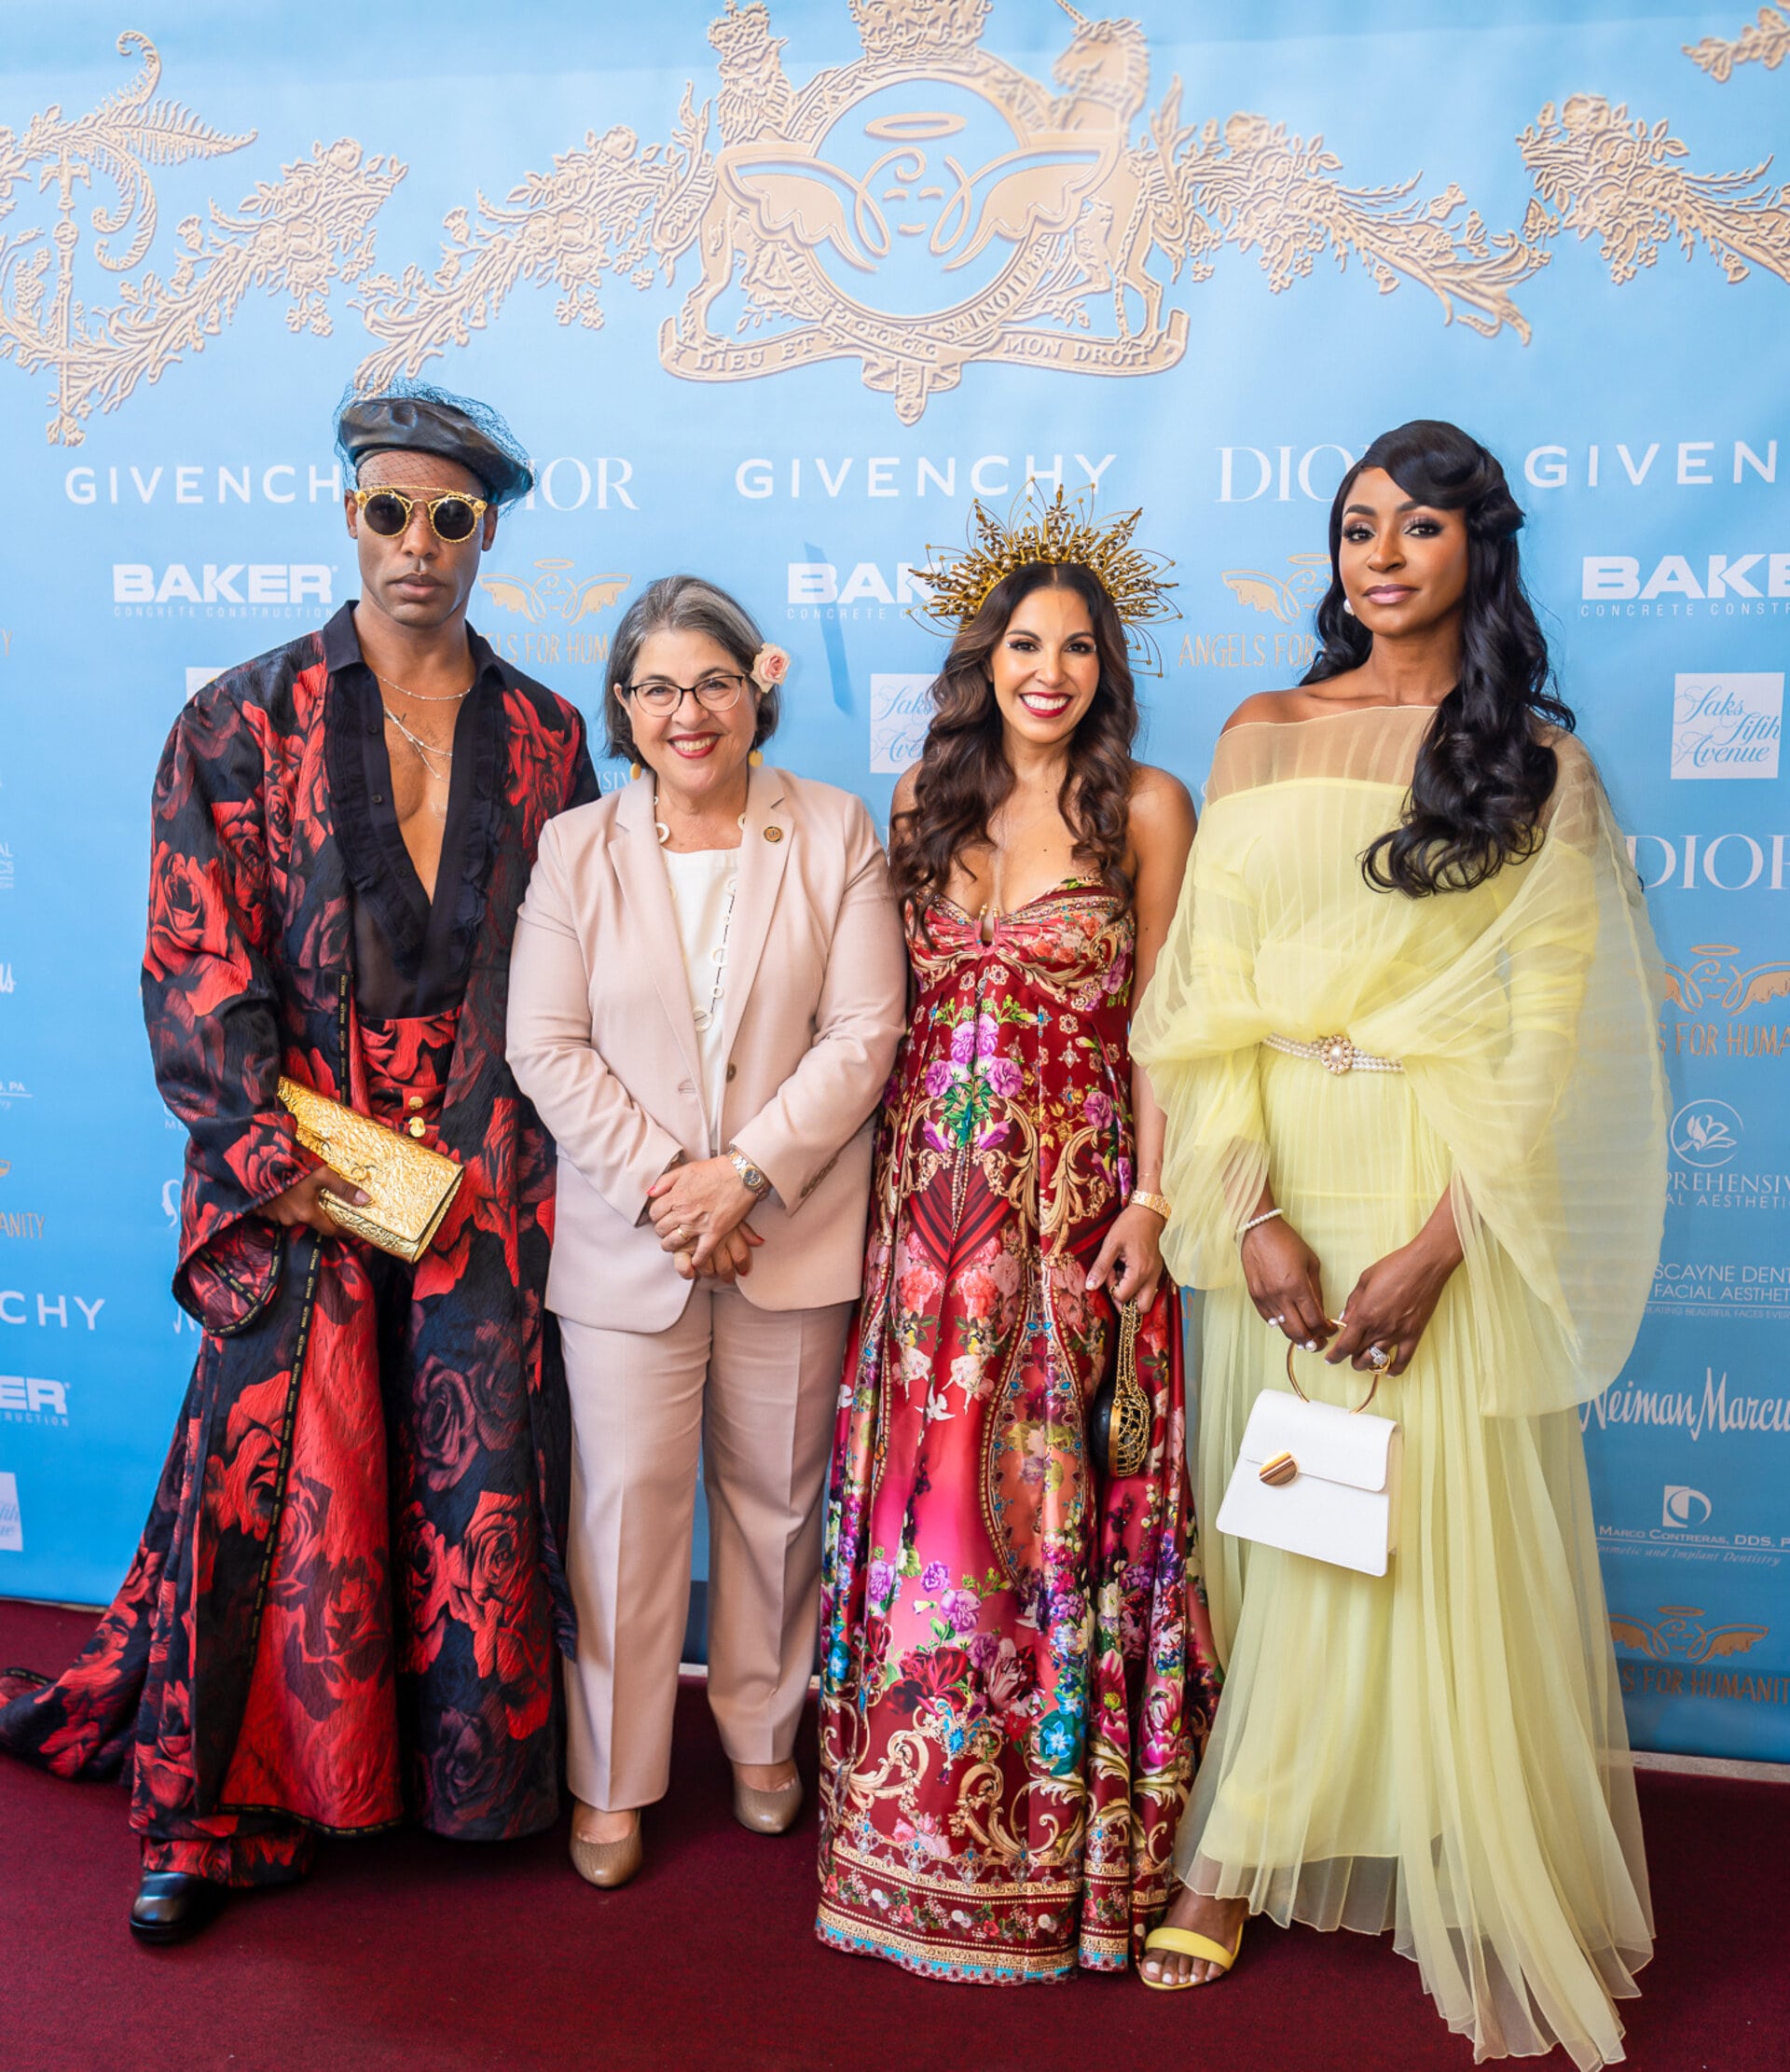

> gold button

[
  {"left": 406, "top": 1117, "right": 427, "bottom": 1139},
  {"left": 725, "top": 1063, "right": 737, "bottom": 1082},
  {"left": 764, "top": 825, "right": 783, "bottom": 843},
  {"left": 406, "top": 1095, "right": 423, "bottom": 1112}
]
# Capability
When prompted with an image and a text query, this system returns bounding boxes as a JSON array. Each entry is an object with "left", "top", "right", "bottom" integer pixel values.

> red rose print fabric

[{"left": 0, "top": 615, "right": 595, "bottom": 1879}]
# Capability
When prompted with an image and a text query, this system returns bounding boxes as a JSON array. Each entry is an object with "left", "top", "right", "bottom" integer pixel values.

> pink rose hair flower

[{"left": 751, "top": 642, "right": 791, "bottom": 693}]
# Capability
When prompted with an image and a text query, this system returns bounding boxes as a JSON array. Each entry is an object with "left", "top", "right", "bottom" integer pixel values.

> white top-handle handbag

[{"left": 1216, "top": 1344, "right": 1403, "bottom": 1577}]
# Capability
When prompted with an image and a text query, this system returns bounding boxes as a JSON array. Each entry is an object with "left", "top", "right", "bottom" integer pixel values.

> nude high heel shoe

[
  {"left": 731, "top": 1769, "right": 804, "bottom": 1835},
  {"left": 569, "top": 1805, "right": 643, "bottom": 1888}
]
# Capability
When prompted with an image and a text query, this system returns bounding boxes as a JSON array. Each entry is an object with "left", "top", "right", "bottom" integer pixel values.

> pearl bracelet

[{"left": 1239, "top": 1207, "right": 1284, "bottom": 1240}]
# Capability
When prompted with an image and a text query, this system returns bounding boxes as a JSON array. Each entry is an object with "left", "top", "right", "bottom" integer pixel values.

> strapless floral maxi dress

[{"left": 816, "top": 883, "right": 1219, "bottom": 1983}]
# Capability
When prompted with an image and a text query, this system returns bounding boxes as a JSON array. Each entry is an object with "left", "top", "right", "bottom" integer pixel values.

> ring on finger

[{"left": 1366, "top": 1344, "right": 1391, "bottom": 1371}]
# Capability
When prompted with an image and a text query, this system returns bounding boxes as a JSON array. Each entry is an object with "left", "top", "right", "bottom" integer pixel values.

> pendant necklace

[
  {"left": 654, "top": 788, "right": 749, "bottom": 1030},
  {"left": 381, "top": 701, "right": 456, "bottom": 819}
]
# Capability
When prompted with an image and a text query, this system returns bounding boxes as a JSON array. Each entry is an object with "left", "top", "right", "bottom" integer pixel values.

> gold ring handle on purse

[
  {"left": 1286, "top": 1340, "right": 1383, "bottom": 1415},
  {"left": 1107, "top": 1298, "right": 1151, "bottom": 1479}
]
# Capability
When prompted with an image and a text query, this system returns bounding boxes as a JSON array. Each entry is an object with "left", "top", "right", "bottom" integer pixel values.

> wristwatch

[{"left": 727, "top": 1146, "right": 771, "bottom": 1198}]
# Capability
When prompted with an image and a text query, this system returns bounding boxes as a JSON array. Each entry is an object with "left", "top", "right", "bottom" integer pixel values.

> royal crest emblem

[{"left": 356, "top": 0, "right": 1564, "bottom": 422}]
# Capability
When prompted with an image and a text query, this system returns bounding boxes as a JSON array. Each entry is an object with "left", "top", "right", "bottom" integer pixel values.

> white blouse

[{"left": 658, "top": 845, "right": 738, "bottom": 1153}]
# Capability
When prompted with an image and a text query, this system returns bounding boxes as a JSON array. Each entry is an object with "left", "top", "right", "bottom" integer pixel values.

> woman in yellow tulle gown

[{"left": 1131, "top": 421, "right": 1666, "bottom": 2067}]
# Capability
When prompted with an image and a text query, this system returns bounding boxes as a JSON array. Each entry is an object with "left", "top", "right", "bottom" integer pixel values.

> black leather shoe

[{"left": 130, "top": 1871, "right": 227, "bottom": 1944}]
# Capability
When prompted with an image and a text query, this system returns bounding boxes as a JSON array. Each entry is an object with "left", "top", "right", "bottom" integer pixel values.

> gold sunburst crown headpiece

[{"left": 912, "top": 485, "right": 1179, "bottom": 671}]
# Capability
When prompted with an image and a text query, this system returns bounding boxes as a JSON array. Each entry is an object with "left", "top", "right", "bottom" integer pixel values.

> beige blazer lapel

[
  {"left": 611, "top": 773, "right": 703, "bottom": 1089},
  {"left": 720, "top": 764, "right": 791, "bottom": 1061}
]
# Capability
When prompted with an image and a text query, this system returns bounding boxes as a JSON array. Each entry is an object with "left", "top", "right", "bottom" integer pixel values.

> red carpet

[{"left": 1, "top": 1596, "right": 1783, "bottom": 2072}]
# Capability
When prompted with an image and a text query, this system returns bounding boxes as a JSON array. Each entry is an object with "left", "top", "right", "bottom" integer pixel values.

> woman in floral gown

[{"left": 816, "top": 506, "right": 1219, "bottom": 1982}]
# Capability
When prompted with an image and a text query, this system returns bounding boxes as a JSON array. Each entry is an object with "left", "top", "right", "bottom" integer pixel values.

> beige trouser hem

[{"left": 558, "top": 1284, "right": 852, "bottom": 1812}]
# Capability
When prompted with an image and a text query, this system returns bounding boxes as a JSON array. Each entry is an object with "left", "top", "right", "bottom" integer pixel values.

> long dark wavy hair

[
  {"left": 889, "top": 562, "right": 1139, "bottom": 920},
  {"left": 1304, "top": 419, "right": 1575, "bottom": 897}
]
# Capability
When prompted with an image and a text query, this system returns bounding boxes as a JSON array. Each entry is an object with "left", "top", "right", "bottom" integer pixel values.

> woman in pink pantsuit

[{"left": 507, "top": 574, "right": 907, "bottom": 1887}]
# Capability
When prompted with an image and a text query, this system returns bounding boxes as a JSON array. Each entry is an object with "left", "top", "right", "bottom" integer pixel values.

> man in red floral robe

[{"left": 0, "top": 387, "right": 597, "bottom": 1939}]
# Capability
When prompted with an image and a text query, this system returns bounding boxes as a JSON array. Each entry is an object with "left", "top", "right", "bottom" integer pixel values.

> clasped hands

[
  {"left": 647, "top": 1156, "right": 764, "bottom": 1283},
  {"left": 1240, "top": 1196, "right": 1464, "bottom": 1375}
]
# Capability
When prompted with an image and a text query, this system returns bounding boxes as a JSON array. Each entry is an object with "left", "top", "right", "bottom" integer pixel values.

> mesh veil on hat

[{"left": 335, "top": 380, "right": 534, "bottom": 508}]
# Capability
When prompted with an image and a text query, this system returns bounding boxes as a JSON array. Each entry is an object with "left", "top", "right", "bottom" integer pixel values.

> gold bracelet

[{"left": 1129, "top": 1188, "right": 1172, "bottom": 1221}]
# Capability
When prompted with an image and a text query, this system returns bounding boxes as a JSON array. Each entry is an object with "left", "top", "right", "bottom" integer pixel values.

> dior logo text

[{"left": 1216, "top": 446, "right": 1357, "bottom": 503}]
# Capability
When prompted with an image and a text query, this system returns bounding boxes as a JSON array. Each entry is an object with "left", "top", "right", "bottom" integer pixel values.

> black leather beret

[{"left": 337, "top": 393, "right": 533, "bottom": 506}]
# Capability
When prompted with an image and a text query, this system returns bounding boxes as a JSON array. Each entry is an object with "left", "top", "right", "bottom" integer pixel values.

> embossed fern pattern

[
  {"left": 354, "top": 91, "right": 712, "bottom": 393},
  {"left": 1684, "top": 7, "right": 1790, "bottom": 82},
  {"left": 1520, "top": 95, "right": 1790, "bottom": 285},
  {"left": 1161, "top": 95, "right": 1544, "bottom": 339},
  {"left": 0, "top": 33, "right": 405, "bottom": 444}
]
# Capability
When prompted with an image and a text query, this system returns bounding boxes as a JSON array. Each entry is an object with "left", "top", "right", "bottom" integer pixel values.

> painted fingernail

[{"left": 1304, "top": 1339, "right": 1317, "bottom": 1351}]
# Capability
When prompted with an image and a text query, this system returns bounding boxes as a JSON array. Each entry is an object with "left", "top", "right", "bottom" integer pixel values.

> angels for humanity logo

[{"left": 478, "top": 562, "right": 629, "bottom": 625}]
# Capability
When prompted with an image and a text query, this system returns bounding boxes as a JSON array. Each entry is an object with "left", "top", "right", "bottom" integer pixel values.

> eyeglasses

[
  {"left": 623, "top": 672, "right": 750, "bottom": 717},
  {"left": 351, "top": 486, "right": 489, "bottom": 544}
]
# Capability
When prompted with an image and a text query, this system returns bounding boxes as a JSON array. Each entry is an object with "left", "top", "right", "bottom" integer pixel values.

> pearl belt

[{"left": 1263, "top": 1032, "right": 1404, "bottom": 1076}]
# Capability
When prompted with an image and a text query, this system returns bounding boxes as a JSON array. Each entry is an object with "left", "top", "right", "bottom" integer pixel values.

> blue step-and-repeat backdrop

[{"left": 2, "top": 0, "right": 1786, "bottom": 1759}]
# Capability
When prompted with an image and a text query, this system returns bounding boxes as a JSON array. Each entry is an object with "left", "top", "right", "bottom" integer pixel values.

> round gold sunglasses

[{"left": 351, "top": 485, "right": 489, "bottom": 544}]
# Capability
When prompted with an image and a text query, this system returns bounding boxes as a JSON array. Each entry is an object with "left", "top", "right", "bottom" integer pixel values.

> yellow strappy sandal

[{"left": 1138, "top": 1921, "right": 1246, "bottom": 1991}]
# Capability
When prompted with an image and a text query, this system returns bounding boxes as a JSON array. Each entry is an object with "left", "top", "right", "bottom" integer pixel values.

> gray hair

[{"left": 605, "top": 573, "right": 778, "bottom": 760}]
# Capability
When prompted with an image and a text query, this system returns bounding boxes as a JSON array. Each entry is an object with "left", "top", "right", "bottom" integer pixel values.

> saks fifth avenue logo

[
  {"left": 1672, "top": 673, "right": 1783, "bottom": 780},
  {"left": 870, "top": 673, "right": 931, "bottom": 774}
]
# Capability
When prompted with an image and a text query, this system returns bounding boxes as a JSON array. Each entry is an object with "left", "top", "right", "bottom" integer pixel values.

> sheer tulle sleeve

[
  {"left": 1131, "top": 808, "right": 1270, "bottom": 1294},
  {"left": 1355, "top": 739, "right": 1669, "bottom": 1413}
]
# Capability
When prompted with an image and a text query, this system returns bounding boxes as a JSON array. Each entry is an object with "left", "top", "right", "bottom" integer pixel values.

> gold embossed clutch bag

[{"left": 275, "top": 1077, "right": 464, "bottom": 1264}]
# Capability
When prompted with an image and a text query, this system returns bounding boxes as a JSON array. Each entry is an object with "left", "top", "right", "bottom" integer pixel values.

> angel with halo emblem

[{"left": 478, "top": 560, "right": 629, "bottom": 626}]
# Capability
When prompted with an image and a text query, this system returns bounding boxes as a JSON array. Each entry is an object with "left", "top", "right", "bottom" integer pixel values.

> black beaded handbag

[{"left": 1089, "top": 1298, "right": 1150, "bottom": 1478}]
